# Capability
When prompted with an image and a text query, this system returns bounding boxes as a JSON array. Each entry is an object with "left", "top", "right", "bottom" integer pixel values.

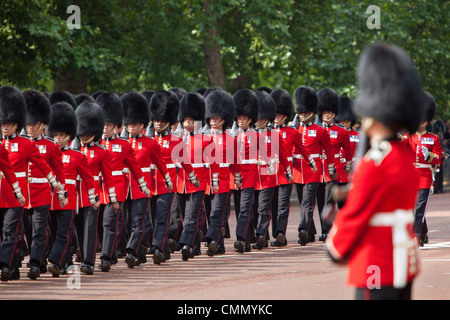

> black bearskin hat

[
  {"left": 75, "top": 93, "right": 95, "bottom": 106},
  {"left": 0, "top": 85, "right": 27, "bottom": 131},
  {"left": 169, "top": 87, "right": 187, "bottom": 100},
  {"left": 178, "top": 92, "right": 205, "bottom": 123},
  {"left": 233, "top": 89, "right": 259, "bottom": 123},
  {"left": 335, "top": 96, "right": 356, "bottom": 125},
  {"left": 423, "top": 91, "right": 436, "bottom": 123},
  {"left": 95, "top": 92, "right": 123, "bottom": 128},
  {"left": 354, "top": 42, "right": 425, "bottom": 134},
  {"left": 149, "top": 90, "right": 180, "bottom": 125},
  {"left": 75, "top": 101, "right": 105, "bottom": 142},
  {"left": 270, "top": 89, "right": 293, "bottom": 119},
  {"left": 205, "top": 89, "right": 235, "bottom": 129},
  {"left": 141, "top": 90, "right": 155, "bottom": 103},
  {"left": 318, "top": 87, "right": 340, "bottom": 118},
  {"left": 23, "top": 89, "right": 51, "bottom": 125},
  {"left": 255, "top": 90, "right": 276, "bottom": 122},
  {"left": 47, "top": 102, "right": 77, "bottom": 141},
  {"left": 121, "top": 91, "right": 149, "bottom": 125},
  {"left": 48, "top": 90, "right": 77, "bottom": 110},
  {"left": 293, "top": 86, "right": 318, "bottom": 114},
  {"left": 255, "top": 86, "right": 272, "bottom": 94}
]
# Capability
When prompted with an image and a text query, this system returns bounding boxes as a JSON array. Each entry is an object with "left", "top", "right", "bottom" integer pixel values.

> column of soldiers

[{"left": 0, "top": 66, "right": 443, "bottom": 284}]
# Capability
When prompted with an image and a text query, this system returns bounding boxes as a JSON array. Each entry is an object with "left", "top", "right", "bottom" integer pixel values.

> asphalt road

[{"left": 1, "top": 191, "right": 449, "bottom": 301}]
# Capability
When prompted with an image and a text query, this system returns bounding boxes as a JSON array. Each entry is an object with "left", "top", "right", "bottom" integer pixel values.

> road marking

[{"left": 419, "top": 241, "right": 450, "bottom": 250}]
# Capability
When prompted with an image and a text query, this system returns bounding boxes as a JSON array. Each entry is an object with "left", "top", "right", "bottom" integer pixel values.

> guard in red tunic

[
  {"left": 75, "top": 101, "right": 116, "bottom": 275},
  {"left": 122, "top": 92, "right": 169, "bottom": 268},
  {"left": 203, "top": 89, "right": 240, "bottom": 256},
  {"left": 22, "top": 89, "right": 67, "bottom": 280},
  {"left": 0, "top": 86, "right": 63, "bottom": 281},
  {"left": 176, "top": 92, "right": 212, "bottom": 261},
  {"left": 46, "top": 101, "right": 99, "bottom": 277},
  {"left": 252, "top": 90, "right": 292, "bottom": 249},
  {"left": 232, "top": 89, "right": 269, "bottom": 253},
  {"left": 292, "top": 86, "right": 334, "bottom": 245},
  {"left": 149, "top": 90, "right": 197, "bottom": 263},
  {"left": 406, "top": 91, "right": 442, "bottom": 246},
  {"left": 326, "top": 42, "right": 424, "bottom": 300},
  {"left": 270, "top": 89, "right": 316, "bottom": 246},
  {"left": 97, "top": 92, "right": 147, "bottom": 271},
  {"left": 316, "top": 88, "right": 353, "bottom": 242}
]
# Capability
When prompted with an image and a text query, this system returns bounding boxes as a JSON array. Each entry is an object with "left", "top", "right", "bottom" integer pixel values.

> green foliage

[{"left": 1, "top": 0, "right": 448, "bottom": 118}]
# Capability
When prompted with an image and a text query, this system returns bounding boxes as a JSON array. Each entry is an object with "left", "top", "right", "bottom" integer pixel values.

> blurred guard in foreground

[{"left": 326, "top": 42, "right": 424, "bottom": 300}]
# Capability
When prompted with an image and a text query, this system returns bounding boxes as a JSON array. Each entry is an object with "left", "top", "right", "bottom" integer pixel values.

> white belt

[
  {"left": 65, "top": 179, "right": 77, "bottom": 185},
  {"left": 29, "top": 178, "right": 48, "bottom": 184},
  {"left": 141, "top": 167, "right": 151, "bottom": 172},
  {"left": 293, "top": 153, "right": 320, "bottom": 159},
  {"left": 334, "top": 153, "right": 340, "bottom": 158},
  {"left": 112, "top": 170, "right": 123, "bottom": 176},
  {"left": 15, "top": 172, "right": 26, "bottom": 178},
  {"left": 166, "top": 163, "right": 177, "bottom": 169},
  {"left": 93, "top": 176, "right": 100, "bottom": 181},
  {"left": 191, "top": 163, "right": 205, "bottom": 168},
  {"left": 219, "top": 163, "right": 231, "bottom": 168},
  {"left": 241, "top": 159, "right": 257, "bottom": 164},
  {"left": 369, "top": 209, "right": 416, "bottom": 288},
  {"left": 415, "top": 163, "right": 432, "bottom": 169},
  {"left": 287, "top": 157, "right": 293, "bottom": 162},
  {"left": 123, "top": 167, "right": 130, "bottom": 174}
]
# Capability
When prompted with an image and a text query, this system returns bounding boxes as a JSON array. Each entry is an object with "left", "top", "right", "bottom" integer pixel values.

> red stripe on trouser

[
  {"left": 58, "top": 210, "right": 74, "bottom": 267},
  {"left": 134, "top": 199, "right": 149, "bottom": 254},
  {"left": 110, "top": 205, "right": 122, "bottom": 259},
  {"left": 9, "top": 208, "right": 24, "bottom": 267},
  {"left": 161, "top": 194, "right": 175, "bottom": 250},
  {"left": 191, "top": 193, "right": 206, "bottom": 248},
  {"left": 216, "top": 192, "right": 230, "bottom": 243}
]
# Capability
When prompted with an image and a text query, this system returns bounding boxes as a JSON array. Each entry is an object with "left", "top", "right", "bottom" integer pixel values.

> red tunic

[
  {"left": 274, "top": 125, "right": 311, "bottom": 186},
  {"left": 0, "top": 142, "right": 20, "bottom": 207},
  {"left": 128, "top": 133, "right": 168, "bottom": 200},
  {"left": 320, "top": 123, "right": 353, "bottom": 183},
  {"left": 293, "top": 122, "right": 334, "bottom": 184},
  {"left": 176, "top": 131, "right": 218, "bottom": 194},
  {"left": 326, "top": 139, "right": 420, "bottom": 288},
  {"left": 256, "top": 128, "right": 290, "bottom": 190},
  {"left": 406, "top": 132, "right": 442, "bottom": 190},
  {"left": 51, "top": 147, "right": 96, "bottom": 211},
  {"left": 235, "top": 128, "right": 261, "bottom": 189},
  {"left": 27, "top": 135, "right": 66, "bottom": 208},
  {"left": 78, "top": 143, "right": 115, "bottom": 208},
  {"left": 1, "top": 134, "right": 56, "bottom": 208},
  {"left": 337, "top": 128, "right": 359, "bottom": 183},
  {"left": 100, "top": 135, "right": 144, "bottom": 203}
]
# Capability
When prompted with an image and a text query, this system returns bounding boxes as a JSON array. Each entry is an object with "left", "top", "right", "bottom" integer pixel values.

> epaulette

[
  {"left": 95, "top": 143, "right": 107, "bottom": 150},
  {"left": 365, "top": 139, "right": 392, "bottom": 165},
  {"left": 19, "top": 134, "right": 33, "bottom": 141},
  {"left": 43, "top": 136, "right": 56, "bottom": 143}
]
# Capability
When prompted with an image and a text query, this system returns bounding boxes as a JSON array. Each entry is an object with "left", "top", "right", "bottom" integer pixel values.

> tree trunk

[
  {"left": 204, "top": 0, "right": 226, "bottom": 90},
  {"left": 53, "top": 68, "right": 87, "bottom": 94}
]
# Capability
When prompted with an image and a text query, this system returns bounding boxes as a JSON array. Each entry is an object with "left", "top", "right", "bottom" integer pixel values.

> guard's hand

[
  {"left": 59, "top": 198, "right": 68, "bottom": 208},
  {"left": 144, "top": 188, "right": 151, "bottom": 197},
  {"left": 111, "top": 201, "right": 120, "bottom": 213},
  {"left": 311, "top": 164, "right": 318, "bottom": 173},
  {"left": 92, "top": 200, "right": 100, "bottom": 210},
  {"left": 17, "top": 195, "right": 26, "bottom": 207}
]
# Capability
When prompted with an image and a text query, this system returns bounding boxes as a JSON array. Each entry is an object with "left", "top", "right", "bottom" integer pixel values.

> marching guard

[
  {"left": 326, "top": 42, "right": 423, "bottom": 300},
  {"left": 149, "top": 90, "right": 197, "bottom": 263},
  {"left": 270, "top": 89, "right": 315, "bottom": 246},
  {"left": 292, "top": 86, "right": 334, "bottom": 245},
  {"left": 75, "top": 101, "right": 115, "bottom": 274},
  {"left": 122, "top": 92, "right": 169, "bottom": 268},
  {"left": 46, "top": 101, "right": 99, "bottom": 277},
  {"left": 406, "top": 91, "right": 442, "bottom": 246}
]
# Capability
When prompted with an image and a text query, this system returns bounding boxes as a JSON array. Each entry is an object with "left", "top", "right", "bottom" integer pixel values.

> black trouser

[
  {"left": 178, "top": 191, "right": 205, "bottom": 248},
  {"left": 235, "top": 187, "right": 255, "bottom": 242},
  {"left": 151, "top": 192, "right": 175, "bottom": 252},
  {"left": 254, "top": 188, "right": 274, "bottom": 238},
  {"left": 23, "top": 205, "right": 50, "bottom": 267},
  {"left": 77, "top": 206, "right": 100, "bottom": 266},
  {"left": 48, "top": 209, "right": 75, "bottom": 268},
  {"left": 355, "top": 282, "right": 413, "bottom": 300},
  {"left": 271, "top": 184, "right": 293, "bottom": 237},
  {"left": 317, "top": 181, "right": 336, "bottom": 235},
  {"left": 0, "top": 207, "right": 24, "bottom": 269},
  {"left": 100, "top": 202, "right": 123, "bottom": 261},
  {"left": 414, "top": 188, "right": 431, "bottom": 240},
  {"left": 295, "top": 182, "right": 319, "bottom": 238},
  {"left": 126, "top": 198, "right": 150, "bottom": 256},
  {"left": 205, "top": 192, "right": 230, "bottom": 246},
  {"left": 168, "top": 193, "right": 183, "bottom": 242}
]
